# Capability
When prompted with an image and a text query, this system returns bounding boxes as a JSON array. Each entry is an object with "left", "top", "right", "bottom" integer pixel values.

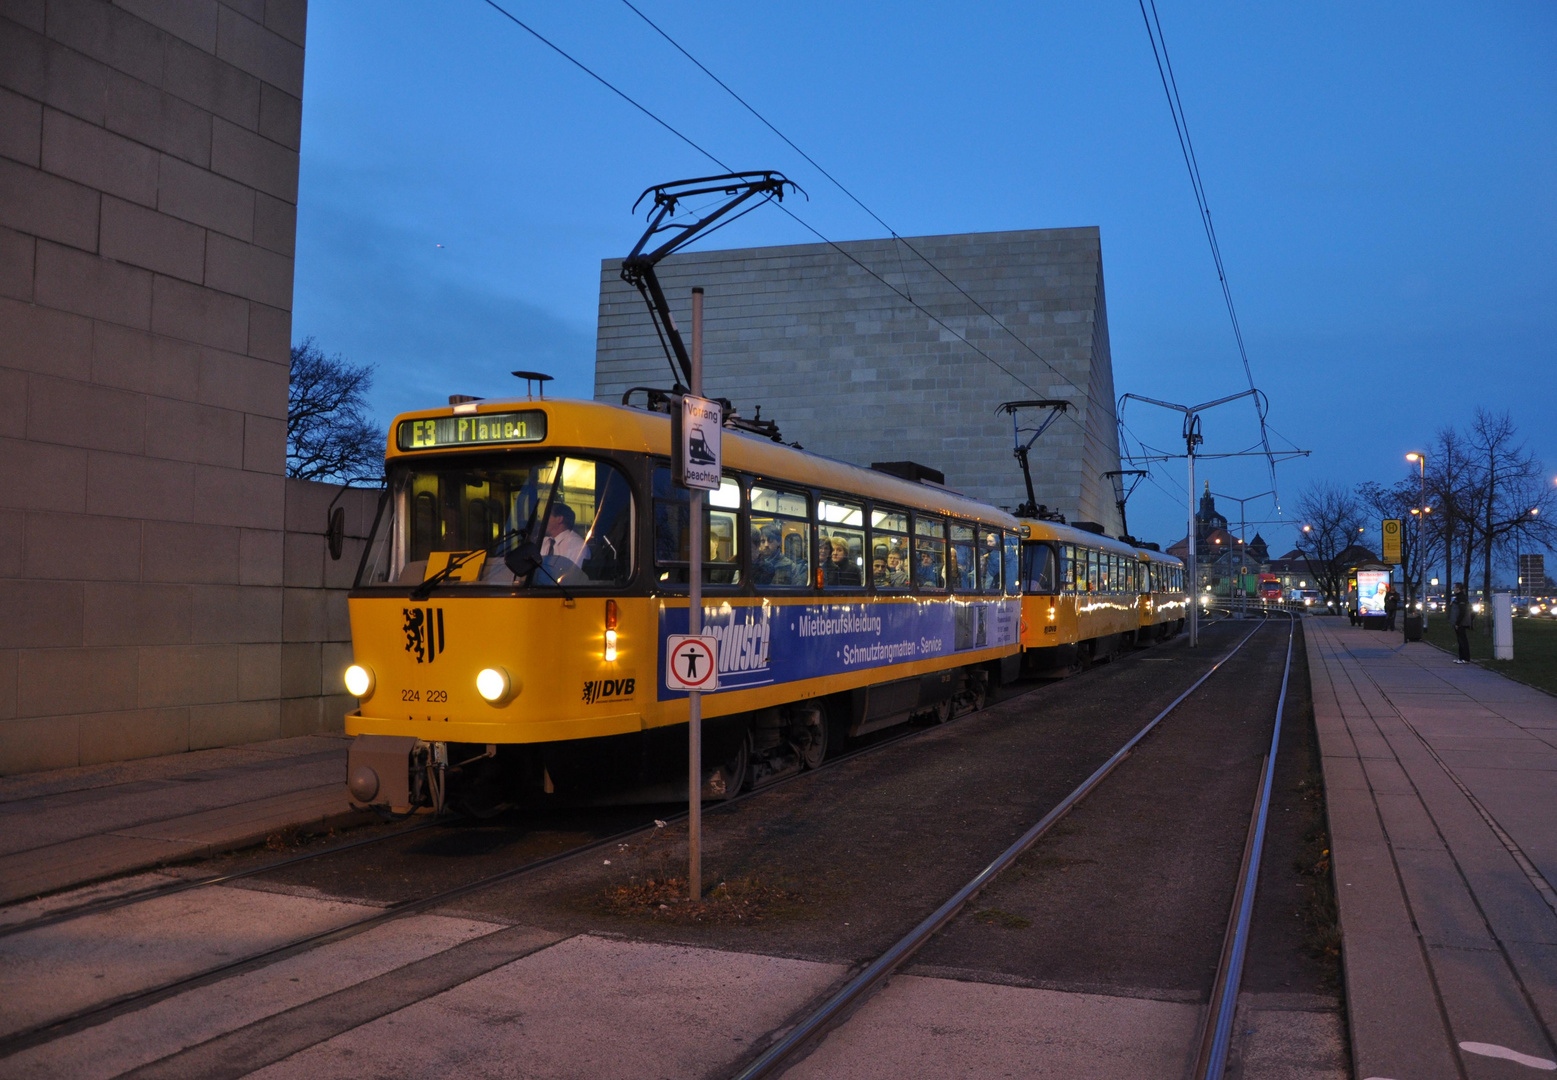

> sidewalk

[
  {"left": 1306, "top": 617, "right": 1557, "bottom": 1079},
  {"left": 0, "top": 735, "right": 363, "bottom": 905}
]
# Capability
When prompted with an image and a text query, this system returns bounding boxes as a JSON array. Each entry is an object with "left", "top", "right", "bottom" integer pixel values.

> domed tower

[{"left": 1195, "top": 481, "right": 1228, "bottom": 542}]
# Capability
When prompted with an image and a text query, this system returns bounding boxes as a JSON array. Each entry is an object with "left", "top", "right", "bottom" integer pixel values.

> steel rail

[
  {"left": 730, "top": 615, "right": 1272, "bottom": 1080},
  {"left": 1193, "top": 609, "right": 1295, "bottom": 1079}
]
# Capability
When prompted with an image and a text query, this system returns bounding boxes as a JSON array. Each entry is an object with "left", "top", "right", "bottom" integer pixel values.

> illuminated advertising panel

[{"left": 1357, "top": 570, "right": 1392, "bottom": 616}]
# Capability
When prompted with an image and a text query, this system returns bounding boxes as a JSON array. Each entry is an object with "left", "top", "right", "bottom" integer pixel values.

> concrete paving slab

[
  {"left": 0, "top": 836, "right": 193, "bottom": 906},
  {"left": 1307, "top": 617, "right": 1557, "bottom": 1080},
  {"left": 0, "top": 884, "right": 380, "bottom": 1039},
  {"left": 246, "top": 934, "right": 846, "bottom": 1080},
  {"left": 788, "top": 975, "right": 1201, "bottom": 1080},
  {"left": 0, "top": 913, "right": 506, "bottom": 1080},
  {"left": 1227, "top": 994, "right": 1349, "bottom": 1080},
  {"left": 1391, "top": 846, "right": 1496, "bottom": 949},
  {"left": 1426, "top": 944, "right": 1557, "bottom": 1080},
  {"left": 0, "top": 736, "right": 364, "bottom": 904},
  {"left": 0, "top": 738, "right": 346, "bottom": 805},
  {"left": 0, "top": 753, "right": 345, "bottom": 857}
]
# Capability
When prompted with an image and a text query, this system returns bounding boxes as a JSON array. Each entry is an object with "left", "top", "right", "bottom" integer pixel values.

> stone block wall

[
  {"left": 0, "top": 0, "right": 373, "bottom": 775},
  {"left": 593, "top": 228, "right": 1126, "bottom": 534}
]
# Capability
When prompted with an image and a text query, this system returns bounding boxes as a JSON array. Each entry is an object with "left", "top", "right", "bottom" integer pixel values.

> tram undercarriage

[{"left": 345, "top": 661, "right": 1008, "bottom": 818}]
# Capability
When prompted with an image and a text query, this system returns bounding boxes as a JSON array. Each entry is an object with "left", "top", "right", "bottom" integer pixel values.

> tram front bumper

[{"left": 346, "top": 734, "right": 418, "bottom": 811}]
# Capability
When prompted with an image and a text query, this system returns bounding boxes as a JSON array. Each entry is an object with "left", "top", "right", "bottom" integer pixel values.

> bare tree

[
  {"left": 287, "top": 338, "right": 385, "bottom": 485},
  {"left": 1295, "top": 482, "right": 1365, "bottom": 606},
  {"left": 1425, "top": 425, "right": 1476, "bottom": 600},
  {"left": 1467, "top": 409, "right": 1555, "bottom": 597}
]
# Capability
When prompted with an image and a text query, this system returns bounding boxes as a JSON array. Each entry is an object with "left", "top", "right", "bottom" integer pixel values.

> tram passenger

[
  {"left": 752, "top": 523, "right": 803, "bottom": 586},
  {"left": 872, "top": 546, "right": 888, "bottom": 587},
  {"left": 981, "top": 532, "right": 1001, "bottom": 591},
  {"left": 946, "top": 548, "right": 964, "bottom": 591},
  {"left": 917, "top": 549, "right": 941, "bottom": 588},
  {"left": 885, "top": 548, "right": 909, "bottom": 587},
  {"left": 824, "top": 537, "right": 860, "bottom": 587}
]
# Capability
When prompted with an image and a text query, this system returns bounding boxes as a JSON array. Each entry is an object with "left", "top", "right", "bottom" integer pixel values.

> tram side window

[
  {"left": 1024, "top": 542, "right": 1058, "bottom": 594},
  {"left": 949, "top": 523, "right": 976, "bottom": 592},
  {"left": 871, "top": 507, "right": 910, "bottom": 590},
  {"left": 750, "top": 484, "right": 810, "bottom": 589},
  {"left": 1003, "top": 531, "right": 1021, "bottom": 595},
  {"left": 653, "top": 469, "right": 741, "bottom": 587},
  {"left": 1083, "top": 549, "right": 1097, "bottom": 593},
  {"left": 977, "top": 528, "right": 1001, "bottom": 593},
  {"left": 1062, "top": 544, "right": 1077, "bottom": 591},
  {"left": 914, "top": 516, "right": 946, "bottom": 590},
  {"left": 819, "top": 498, "right": 865, "bottom": 589}
]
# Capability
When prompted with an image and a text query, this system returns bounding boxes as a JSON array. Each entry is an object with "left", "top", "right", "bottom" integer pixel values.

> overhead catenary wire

[
  {"left": 1136, "top": 0, "right": 1280, "bottom": 499},
  {"left": 478, "top": 0, "right": 1099, "bottom": 446}
]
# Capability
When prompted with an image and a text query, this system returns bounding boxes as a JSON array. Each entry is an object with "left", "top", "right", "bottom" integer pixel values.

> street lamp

[{"left": 1407, "top": 452, "right": 1426, "bottom": 630}]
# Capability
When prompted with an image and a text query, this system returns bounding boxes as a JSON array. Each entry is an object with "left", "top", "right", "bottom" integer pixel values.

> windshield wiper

[
  {"left": 409, "top": 547, "right": 489, "bottom": 601},
  {"left": 409, "top": 458, "right": 573, "bottom": 602}
]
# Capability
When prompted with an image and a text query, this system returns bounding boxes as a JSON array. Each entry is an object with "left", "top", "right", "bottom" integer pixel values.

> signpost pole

[{"left": 687, "top": 286, "right": 704, "bottom": 902}]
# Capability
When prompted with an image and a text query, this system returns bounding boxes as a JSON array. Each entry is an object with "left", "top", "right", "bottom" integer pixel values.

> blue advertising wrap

[{"left": 657, "top": 598, "right": 1020, "bottom": 700}]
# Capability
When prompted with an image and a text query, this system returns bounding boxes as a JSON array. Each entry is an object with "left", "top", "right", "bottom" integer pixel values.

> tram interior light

[
  {"left": 476, "top": 667, "right": 513, "bottom": 704},
  {"left": 344, "top": 664, "right": 374, "bottom": 699}
]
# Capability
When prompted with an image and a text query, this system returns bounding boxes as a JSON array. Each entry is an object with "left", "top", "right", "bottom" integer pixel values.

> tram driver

[{"left": 539, "top": 503, "right": 586, "bottom": 578}]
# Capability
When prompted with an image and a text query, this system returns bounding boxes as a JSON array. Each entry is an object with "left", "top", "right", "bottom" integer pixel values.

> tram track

[
  {"left": 728, "top": 611, "right": 1295, "bottom": 1080},
  {"left": 0, "top": 624, "right": 1221, "bottom": 1065},
  {"left": 0, "top": 642, "right": 1147, "bottom": 1061}
]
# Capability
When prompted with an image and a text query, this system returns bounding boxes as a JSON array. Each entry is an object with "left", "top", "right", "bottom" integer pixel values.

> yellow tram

[
  {"left": 341, "top": 397, "right": 1026, "bottom": 815},
  {"left": 1017, "top": 519, "right": 1187, "bottom": 673}
]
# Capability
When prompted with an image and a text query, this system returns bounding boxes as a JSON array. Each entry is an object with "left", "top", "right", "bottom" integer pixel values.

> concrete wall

[
  {"left": 593, "top": 228, "right": 1125, "bottom": 533},
  {"left": 0, "top": 0, "right": 369, "bottom": 774}
]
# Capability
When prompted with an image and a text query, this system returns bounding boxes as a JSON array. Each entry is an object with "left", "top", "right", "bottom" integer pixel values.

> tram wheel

[
  {"left": 710, "top": 731, "right": 751, "bottom": 799},
  {"left": 789, "top": 705, "right": 828, "bottom": 770},
  {"left": 968, "top": 678, "right": 988, "bottom": 713}
]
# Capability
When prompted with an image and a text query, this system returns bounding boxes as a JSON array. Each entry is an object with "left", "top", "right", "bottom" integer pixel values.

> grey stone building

[
  {"left": 0, "top": 0, "right": 374, "bottom": 774},
  {"left": 594, "top": 227, "right": 1125, "bottom": 532}
]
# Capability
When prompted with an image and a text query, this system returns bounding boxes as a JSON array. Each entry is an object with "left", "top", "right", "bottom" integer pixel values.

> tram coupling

[{"left": 347, "top": 736, "right": 497, "bottom": 817}]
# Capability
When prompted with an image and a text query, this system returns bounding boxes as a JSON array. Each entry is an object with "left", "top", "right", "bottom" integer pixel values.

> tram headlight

[
  {"left": 476, "top": 667, "right": 513, "bottom": 704},
  {"left": 344, "top": 664, "right": 374, "bottom": 699}
]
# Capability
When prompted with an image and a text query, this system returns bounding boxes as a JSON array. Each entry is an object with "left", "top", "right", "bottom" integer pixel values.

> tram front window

[{"left": 356, "top": 455, "right": 634, "bottom": 589}]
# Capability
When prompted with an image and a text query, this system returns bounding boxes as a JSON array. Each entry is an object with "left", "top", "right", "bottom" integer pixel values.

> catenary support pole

[
  {"left": 1188, "top": 435, "right": 1198, "bottom": 647},
  {"left": 687, "top": 286, "right": 704, "bottom": 901}
]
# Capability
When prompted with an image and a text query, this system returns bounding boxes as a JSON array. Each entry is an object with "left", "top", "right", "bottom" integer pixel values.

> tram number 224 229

[{"left": 401, "top": 689, "right": 449, "bottom": 703}]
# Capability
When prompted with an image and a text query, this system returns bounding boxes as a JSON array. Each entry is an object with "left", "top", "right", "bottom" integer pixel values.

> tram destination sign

[{"left": 397, "top": 410, "right": 547, "bottom": 451}]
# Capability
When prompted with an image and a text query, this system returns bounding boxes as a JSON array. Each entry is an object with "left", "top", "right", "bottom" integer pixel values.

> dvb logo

[{"left": 582, "top": 678, "right": 635, "bottom": 704}]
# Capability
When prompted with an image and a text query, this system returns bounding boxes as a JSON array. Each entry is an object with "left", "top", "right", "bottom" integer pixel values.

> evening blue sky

[{"left": 292, "top": 1, "right": 1556, "bottom": 558}]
